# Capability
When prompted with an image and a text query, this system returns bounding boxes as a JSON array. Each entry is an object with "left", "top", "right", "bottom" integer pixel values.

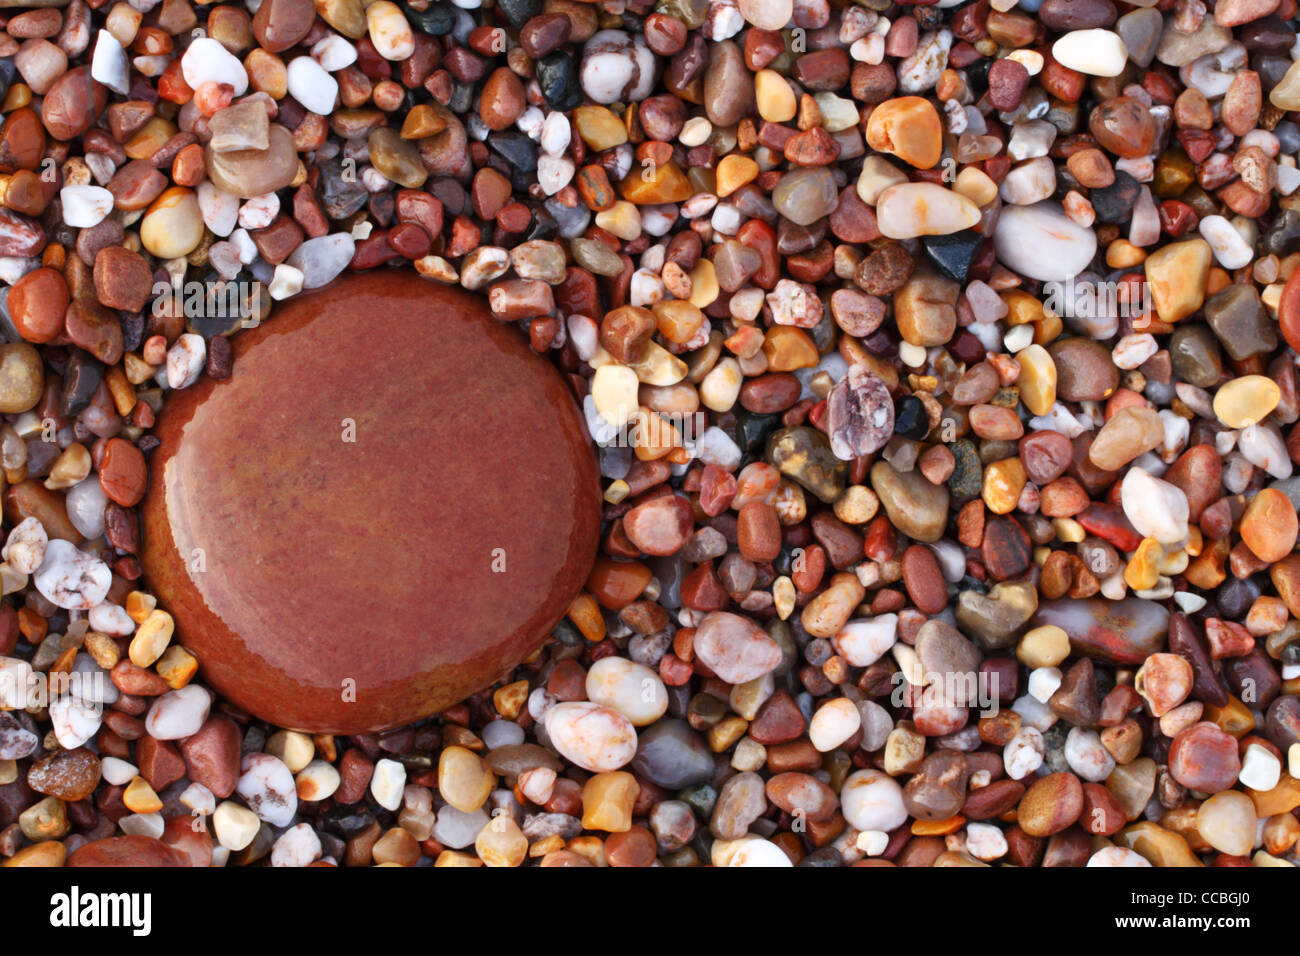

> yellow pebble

[
  {"left": 123, "top": 776, "right": 163, "bottom": 814},
  {"left": 475, "top": 816, "right": 528, "bottom": 867},
  {"left": 1144, "top": 238, "right": 1211, "bottom": 323},
  {"left": 1053, "top": 517, "right": 1086, "bottom": 543},
  {"left": 581, "top": 771, "right": 639, "bottom": 832},
  {"left": 567, "top": 592, "right": 606, "bottom": 642},
  {"left": 1017, "top": 625, "right": 1070, "bottom": 668},
  {"left": 1124, "top": 538, "right": 1164, "bottom": 591},
  {"left": 573, "top": 105, "right": 628, "bottom": 151},
  {"left": 754, "top": 69, "right": 797, "bottom": 123},
  {"left": 954, "top": 166, "right": 998, "bottom": 206},
  {"left": 128, "top": 609, "right": 174, "bottom": 668},
  {"left": 155, "top": 645, "right": 197, "bottom": 689},
  {"left": 708, "top": 716, "right": 749, "bottom": 753},
  {"left": 773, "top": 576, "right": 796, "bottom": 620},
  {"left": 982, "top": 457, "right": 1027, "bottom": 515},
  {"left": 761, "top": 326, "right": 819, "bottom": 371},
  {"left": 1001, "top": 288, "right": 1045, "bottom": 325},
  {"left": 715, "top": 154, "right": 759, "bottom": 198},
  {"left": 594, "top": 200, "right": 641, "bottom": 241},
  {"left": 833, "top": 485, "right": 879, "bottom": 525},
  {"left": 1015, "top": 344, "right": 1057, "bottom": 416},
  {"left": 1105, "top": 239, "right": 1147, "bottom": 268},
  {"left": 493, "top": 679, "right": 529, "bottom": 720},
  {"left": 689, "top": 259, "right": 720, "bottom": 309},
  {"left": 1213, "top": 374, "right": 1281, "bottom": 428}
]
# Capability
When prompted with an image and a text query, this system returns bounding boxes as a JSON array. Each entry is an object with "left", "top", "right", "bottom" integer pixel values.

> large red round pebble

[{"left": 140, "top": 272, "right": 601, "bottom": 733}]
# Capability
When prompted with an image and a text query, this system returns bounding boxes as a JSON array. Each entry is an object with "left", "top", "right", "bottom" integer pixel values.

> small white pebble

[
  {"left": 166, "top": 333, "right": 207, "bottom": 389},
  {"left": 59, "top": 185, "right": 115, "bottom": 228},
  {"left": 269, "top": 264, "right": 305, "bottom": 300},
  {"left": 370, "top": 757, "right": 407, "bottom": 812}
]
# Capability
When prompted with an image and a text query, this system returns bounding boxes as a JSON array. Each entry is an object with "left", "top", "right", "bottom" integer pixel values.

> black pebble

[
  {"left": 536, "top": 53, "right": 582, "bottom": 112},
  {"left": 893, "top": 395, "right": 929, "bottom": 440},
  {"left": 921, "top": 231, "right": 982, "bottom": 284},
  {"left": 1090, "top": 171, "right": 1141, "bottom": 224}
]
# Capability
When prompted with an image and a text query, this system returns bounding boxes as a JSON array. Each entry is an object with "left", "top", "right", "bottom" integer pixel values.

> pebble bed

[{"left": 1, "top": 0, "right": 1300, "bottom": 868}]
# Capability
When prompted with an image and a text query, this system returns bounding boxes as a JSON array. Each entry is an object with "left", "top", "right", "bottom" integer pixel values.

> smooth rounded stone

[
  {"left": 1120, "top": 467, "right": 1189, "bottom": 544},
  {"left": 1157, "top": 15, "right": 1231, "bottom": 67},
  {"left": 545, "top": 701, "right": 638, "bottom": 772},
  {"left": 1215, "top": 374, "right": 1281, "bottom": 428},
  {"left": 1030, "top": 598, "right": 1169, "bottom": 665},
  {"left": 1168, "top": 722, "right": 1241, "bottom": 794},
  {"left": 771, "top": 167, "right": 839, "bottom": 227},
  {"left": 0, "top": 712, "right": 37, "bottom": 760},
  {"left": 1017, "top": 772, "right": 1084, "bottom": 836},
  {"left": 766, "top": 426, "right": 847, "bottom": 503},
  {"left": 140, "top": 188, "right": 204, "bottom": 260},
  {"left": 182, "top": 36, "right": 248, "bottom": 94},
  {"left": 904, "top": 750, "right": 969, "bottom": 821},
  {"left": 28, "top": 748, "right": 100, "bottom": 801},
  {"left": 1051, "top": 29, "right": 1129, "bottom": 76},
  {"left": 253, "top": 0, "right": 316, "bottom": 52},
  {"left": 833, "top": 615, "right": 897, "bottom": 667},
  {"left": 484, "top": 742, "right": 563, "bottom": 778},
  {"left": 33, "top": 539, "right": 110, "bottom": 610},
  {"left": 1196, "top": 790, "right": 1256, "bottom": 857},
  {"left": 41, "top": 66, "right": 106, "bottom": 141},
  {"left": 285, "top": 235, "right": 355, "bottom": 291},
  {"left": 915, "top": 620, "right": 980, "bottom": 702},
  {"left": 766, "top": 772, "right": 838, "bottom": 823},
  {"left": 368, "top": 128, "right": 428, "bottom": 190},
  {"left": 1241, "top": 489, "right": 1299, "bottom": 564},
  {"left": 711, "top": 771, "right": 767, "bottom": 839},
  {"left": 432, "top": 805, "right": 490, "bottom": 849},
  {"left": 737, "top": 0, "right": 791, "bottom": 30},
  {"left": 140, "top": 273, "right": 600, "bottom": 733},
  {"left": 585, "top": 656, "right": 667, "bottom": 726},
  {"left": 870, "top": 461, "right": 949, "bottom": 542},
  {"left": 1205, "top": 283, "right": 1276, "bottom": 361},
  {"left": 286, "top": 56, "right": 338, "bottom": 115},
  {"left": 235, "top": 752, "right": 297, "bottom": 827},
  {"left": 865, "top": 97, "right": 943, "bottom": 169},
  {"left": 437, "top": 746, "right": 492, "bottom": 812},
  {"left": 694, "top": 611, "right": 782, "bottom": 684},
  {"left": 1047, "top": 338, "right": 1118, "bottom": 402},
  {"left": 1089, "top": 406, "right": 1164, "bottom": 471},
  {"left": 703, "top": 39, "right": 755, "bottom": 127},
  {"left": 876, "top": 183, "right": 981, "bottom": 240},
  {"left": 67, "top": 835, "right": 182, "bottom": 867},
  {"left": 1145, "top": 239, "right": 1211, "bottom": 324},
  {"left": 826, "top": 364, "right": 893, "bottom": 460},
  {"left": 841, "top": 768, "right": 907, "bottom": 832},
  {"left": 623, "top": 493, "right": 693, "bottom": 556},
  {"left": 205, "top": 125, "right": 300, "bottom": 200},
  {"left": 1265, "top": 696, "right": 1300, "bottom": 750},
  {"left": 1169, "top": 325, "right": 1224, "bottom": 388},
  {"left": 956, "top": 581, "right": 1038, "bottom": 651},
  {"left": 0, "top": 342, "right": 43, "bottom": 412},
  {"left": 808, "top": 698, "right": 861, "bottom": 752},
  {"left": 993, "top": 202, "right": 1097, "bottom": 282},
  {"left": 632, "top": 719, "right": 715, "bottom": 789}
]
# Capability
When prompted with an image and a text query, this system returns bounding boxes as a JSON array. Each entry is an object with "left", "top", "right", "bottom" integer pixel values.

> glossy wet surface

[{"left": 140, "top": 271, "right": 601, "bottom": 733}]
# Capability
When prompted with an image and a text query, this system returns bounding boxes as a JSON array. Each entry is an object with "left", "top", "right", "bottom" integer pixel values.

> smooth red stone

[
  {"left": 67, "top": 835, "right": 182, "bottom": 867},
  {"left": 140, "top": 272, "right": 601, "bottom": 733}
]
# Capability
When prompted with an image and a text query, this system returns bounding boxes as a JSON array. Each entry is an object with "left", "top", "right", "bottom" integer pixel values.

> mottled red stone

[{"left": 140, "top": 272, "right": 601, "bottom": 733}]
